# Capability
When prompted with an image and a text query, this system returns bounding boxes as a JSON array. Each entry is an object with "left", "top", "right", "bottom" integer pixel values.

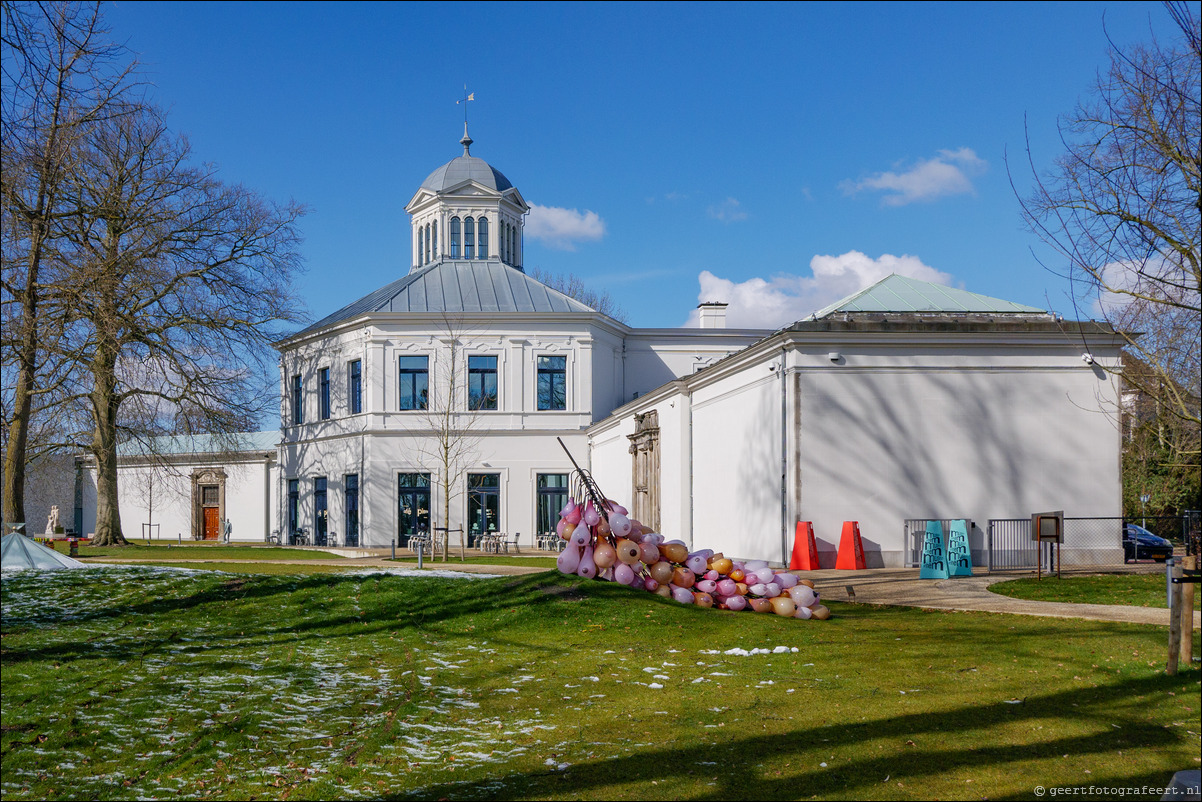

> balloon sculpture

[{"left": 554, "top": 439, "right": 830, "bottom": 621}]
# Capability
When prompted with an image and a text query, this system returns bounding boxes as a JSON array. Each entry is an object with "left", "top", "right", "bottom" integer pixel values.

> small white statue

[{"left": 45, "top": 505, "right": 60, "bottom": 536}]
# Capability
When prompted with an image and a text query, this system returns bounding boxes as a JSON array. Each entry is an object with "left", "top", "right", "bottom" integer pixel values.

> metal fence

[{"left": 908, "top": 514, "right": 1193, "bottom": 571}]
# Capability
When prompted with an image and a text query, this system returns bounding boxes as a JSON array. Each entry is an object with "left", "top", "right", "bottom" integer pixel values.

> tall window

[
  {"left": 467, "top": 473, "right": 500, "bottom": 543},
  {"left": 398, "top": 355, "right": 428, "bottom": 410},
  {"left": 431, "top": 220, "right": 437, "bottom": 260},
  {"left": 291, "top": 374, "right": 303, "bottom": 424},
  {"left": 510, "top": 226, "right": 517, "bottom": 266},
  {"left": 537, "top": 355, "right": 566, "bottom": 410},
  {"left": 397, "top": 473, "right": 431, "bottom": 545},
  {"left": 417, "top": 227, "right": 424, "bottom": 265},
  {"left": 477, "top": 216, "right": 488, "bottom": 259},
  {"left": 468, "top": 355, "right": 498, "bottom": 410},
  {"left": 319, "top": 367, "right": 330, "bottom": 420},
  {"left": 464, "top": 217, "right": 475, "bottom": 259},
  {"left": 537, "top": 474, "right": 569, "bottom": 536},
  {"left": 348, "top": 359, "right": 362, "bottom": 414},
  {"left": 287, "top": 479, "right": 299, "bottom": 536},
  {"left": 425, "top": 223, "right": 431, "bottom": 263},
  {"left": 450, "top": 217, "right": 460, "bottom": 258},
  {"left": 345, "top": 474, "right": 359, "bottom": 547}
]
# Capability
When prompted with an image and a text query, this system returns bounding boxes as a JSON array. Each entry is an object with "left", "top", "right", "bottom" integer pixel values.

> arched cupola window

[
  {"left": 417, "top": 227, "right": 424, "bottom": 265},
  {"left": 450, "top": 217, "right": 460, "bottom": 259},
  {"left": 511, "top": 226, "right": 518, "bottom": 266},
  {"left": 464, "top": 217, "right": 475, "bottom": 259},
  {"left": 425, "top": 223, "right": 431, "bottom": 263},
  {"left": 500, "top": 222, "right": 508, "bottom": 262},
  {"left": 477, "top": 216, "right": 488, "bottom": 260},
  {"left": 432, "top": 220, "right": 437, "bottom": 260}
]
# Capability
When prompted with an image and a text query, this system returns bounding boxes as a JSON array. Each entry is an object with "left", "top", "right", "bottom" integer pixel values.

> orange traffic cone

[
  {"left": 835, "top": 521, "right": 866, "bottom": 570},
  {"left": 789, "top": 521, "right": 820, "bottom": 570}
]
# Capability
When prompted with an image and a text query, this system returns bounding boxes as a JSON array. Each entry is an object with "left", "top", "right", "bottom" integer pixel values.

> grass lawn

[
  {"left": 989, "top": 573, "right": 1171, "bottom": 608},
  {"left": 2, "top": 567, "right": 1199, "bottom": 801},
  {"left": 73, "top": 540, "right": 344, "bottom": 561},
  {"left": 392, "top": 555, "right": 560, "bottom": 569}
]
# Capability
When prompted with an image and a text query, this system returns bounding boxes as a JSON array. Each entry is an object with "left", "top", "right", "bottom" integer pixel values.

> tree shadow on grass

[{"left": 382, "top": 672, "right": 1198, "bottom": 801}]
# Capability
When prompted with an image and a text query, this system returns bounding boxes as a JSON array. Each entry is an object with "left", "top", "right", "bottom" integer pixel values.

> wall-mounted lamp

[
  {"left": 1081, "top": 353, "right": 1094, "bottom": 365},
  {"left": 828, "top": 352, "right": 842, "bottom": 363}
]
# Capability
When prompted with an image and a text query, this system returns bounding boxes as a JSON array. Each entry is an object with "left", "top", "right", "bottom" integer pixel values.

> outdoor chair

[{"left": 500, "top": 532, "right": 520, "bottom": 553}]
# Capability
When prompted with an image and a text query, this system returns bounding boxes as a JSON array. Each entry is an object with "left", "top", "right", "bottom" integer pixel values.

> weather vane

[{"left": 457, "top": 85, "right": 474, "bottom": 125}]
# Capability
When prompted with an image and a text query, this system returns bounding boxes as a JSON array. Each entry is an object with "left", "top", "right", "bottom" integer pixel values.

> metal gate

[{"left": 987, "top": 519, "right": 1037, "bottom": 571}]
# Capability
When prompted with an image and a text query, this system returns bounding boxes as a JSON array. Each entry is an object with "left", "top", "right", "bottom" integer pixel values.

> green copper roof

[{"left": 812, "top": 274, "right": 1046, "bottom": 319}]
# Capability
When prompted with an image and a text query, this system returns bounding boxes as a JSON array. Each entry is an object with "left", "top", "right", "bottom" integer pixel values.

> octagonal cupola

[{"left": 404, "top": 125, "right": 529, "bottom": 273}]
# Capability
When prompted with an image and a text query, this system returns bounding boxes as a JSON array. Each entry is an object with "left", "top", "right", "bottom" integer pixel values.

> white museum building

[{"left": 75, "top": 131, "right": 1126, "bottom": 567}]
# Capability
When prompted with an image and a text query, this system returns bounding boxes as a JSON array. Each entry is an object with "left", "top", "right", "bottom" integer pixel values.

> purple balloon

[
  {"left": 583, "top": 504, "right": 601, "bottom": 527},
  {"left": 557, "top": 546, "right": 581, "bottom": 574},
  {"left": 765, "top": 582, "right": 782, "bottom": 598},
  {"left": 614, "top": 562, "right": 635, "bottom": 585},
  {"left": 639, "top": 543, "right": 660, "bottom": 564},
  {"left": 560, "top": 499, "right": 577, "bottom": 518},
  {"left": 724, "top": 595, "right": 747, "bottom": 611},
  {"left": 695, "top": 579, "right": 718, "bottom": 594},
  {"left": 745, "top": 560, "right": 769, "bottom": 572},
  {"left": 577, "top": 545, "right": 597, "bottom": 579},
  {"left": 686, "top": 555, "right": 708, "bottom": 574},
  {"left": 789, "top": 586, "right": 817, "bottom": 607},
  {"left": 754, "top": 567, "right": 777, "bottom": 584},
  {"left": 776, "top": 573, "right": 799, "bottom": 589},
  {"left": 704, "top": 569, "right": 720, "bottom": 582},
  {"left": 671, "top": 586, "right": 695, "bottom": 605},
  {"left": 794, "top": 605, "right": 813, "bottom": 619},
  {"left": 717, "top": 578, "right": 738, "bottom": 596},
  {"left": 644, "top": 577, "right": 660, "bottom": 592},
  {"left": 610, "top": 513, "right": 632, "bottom": 538},
  {"left": 749, "top": 583, "right": 769, "bottom": 597},
  {"left": 571, "top": 523, "right": 591, "bottom": 547}
]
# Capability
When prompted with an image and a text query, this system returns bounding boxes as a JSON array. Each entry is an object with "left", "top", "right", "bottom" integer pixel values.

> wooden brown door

[{"left": 203, "top": 507, "right": 220, "bottom": 540}]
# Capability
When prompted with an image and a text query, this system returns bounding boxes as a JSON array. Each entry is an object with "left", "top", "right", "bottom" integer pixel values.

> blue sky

[{"left": 106, "top": 0, "right": 1178, "bottom": 329}]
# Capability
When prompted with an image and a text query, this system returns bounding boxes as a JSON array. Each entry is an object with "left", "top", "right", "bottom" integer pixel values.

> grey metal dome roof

[{"left": 421, "top": 155, "right": 513, "bottom": 193}]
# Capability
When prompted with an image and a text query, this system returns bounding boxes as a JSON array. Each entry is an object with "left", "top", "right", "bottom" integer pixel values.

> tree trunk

[{"left": 89, "top": 343, "right": 126, "bottom": 546}]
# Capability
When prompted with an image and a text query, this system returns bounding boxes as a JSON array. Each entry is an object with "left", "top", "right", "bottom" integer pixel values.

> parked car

[{"left": 1123, "top": 523, "right": 1174, "bottom": 562}]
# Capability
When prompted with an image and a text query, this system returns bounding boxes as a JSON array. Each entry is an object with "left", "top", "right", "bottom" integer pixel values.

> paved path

[{"left": 807, "top": 567, "right": 1201, "bottom": 627}]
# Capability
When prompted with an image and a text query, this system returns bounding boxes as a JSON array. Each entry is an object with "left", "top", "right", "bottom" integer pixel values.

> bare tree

[
  {"left": 56, "top": 102, "right": 306, "bottom": 545},
  {"left": 414, "top": 316, "right": 487, "bottom": 561},
  {"left": 1, "top": 0, "right": 135, "bottom": 525},
  {"left": 1016, "top": 1, "right": 1200, "bottom": 450},
  {"left": 527, "top": 267, "right": 629, "bottom": 323}
]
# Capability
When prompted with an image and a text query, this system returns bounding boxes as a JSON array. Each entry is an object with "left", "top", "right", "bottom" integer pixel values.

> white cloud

[
  {"left": 708, "top": 197, "right": 748, "bottom": 223},
  {"left": 685, "top": 251, "right": 951, "bottom": 328},
  {"left": 525, "top": 203, "right": 606, "bottom": 250},
  {"left": 841, "top": 148, "right": 987, "bottom": 206}
]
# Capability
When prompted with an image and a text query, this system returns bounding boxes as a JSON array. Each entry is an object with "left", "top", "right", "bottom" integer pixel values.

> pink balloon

[
  {"left": 789, "top": 586, "right": 817, "bottom": 607},
  {"left": 695, "top": 579, "right": 717, "bottom": 594},
  {"left": 560, "top": 499, "right": 577, "bottom": 518},
  {"left": 723, "top": 595, "right": 747, "bottom": 611},
  {"left": 564, "top": 506, "right": 582, "bottom": 525},
  {"left": 639, "top": 543, "right": 660, "bottom": 564},
  {"left": 671, "top": 586, "right": 695, "bottom": 604},
  {"left": 704, "top": 569, "right": 719, "bottom": 581},
  {"left": 794, "top": 605, "right": 813, "bottom": 620},
  {"left": 571, "top": 523, "right": 591, "bottom": 547},
  {"left": 776, "top": 573, "right": 799, "bottom": 589},
  {"left": 557, "top": 546, "right": 581, "bottom": 574},
  {"left": 764, "top": 582, "right": 782, "bottom": 598},
  {"left": 556, "top": 518, "right": 569, "bottom": 539},
  {"left": 643, "top": 577, "right": 660, "bottom": 592},
  {"left": 610, "top": 513, "right": 632, "bottom": 538},
  {"left": 577, "top": 545, "right": 597, "bottom": 579},
  {"left": 583, "top": 502, "right": 601, "bottom": 527},
  {"left": 754, "top": 568, "right": 776, "bottom": 584},
  {"left": 716, "top": 578, "right": 738, "bottom": 596},
  {"left": 749, "top": 583, "right": 769, "bottom": 597},
  {"left": 606, "top": 500, "right": 629, "bottom": 516},
  {"left": 745, "top": 560, "right": 769, "bottom": 572},
  {"left": 686, "top": 555, "right": 708, "bottom": 574},
  {"left": 614, "top": 563, "right": 635, "bottom": 585}
]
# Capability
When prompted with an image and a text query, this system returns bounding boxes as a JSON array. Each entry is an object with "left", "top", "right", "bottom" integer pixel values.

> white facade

[{"left": 589, "top": 313, "right": 1126, "bottom": 568}]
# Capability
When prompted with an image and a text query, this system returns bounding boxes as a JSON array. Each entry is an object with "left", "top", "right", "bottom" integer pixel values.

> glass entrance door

[
  {"left": 467, "top": 473, "right": 501, "bottom": 547},
  {"left": 398, "top": 473, "right": 430, "bottom": 546},
  {"left": 314, "top": 477, "right": 328, "bottom": 546}
]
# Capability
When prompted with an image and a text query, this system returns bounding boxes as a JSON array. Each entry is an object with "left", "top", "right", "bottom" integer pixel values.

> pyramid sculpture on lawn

[{"left": 1, "top": 533, "right": 86, "bottom": 572}]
